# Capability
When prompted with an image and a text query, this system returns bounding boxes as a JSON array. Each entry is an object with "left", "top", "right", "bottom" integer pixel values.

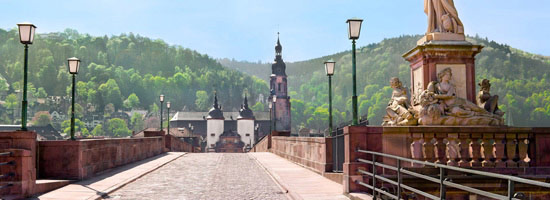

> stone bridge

[{"left": 1, "top": 126, "right": 550, "bottom": 200}]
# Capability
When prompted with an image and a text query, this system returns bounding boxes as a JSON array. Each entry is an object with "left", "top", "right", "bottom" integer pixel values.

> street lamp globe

[
  {"left": 160, "top": 94, "right": 165, "bottom": 102},
  {"left": 268, "top": 101, "right": 272, "bottom": 109},
  {"left": 346, "top": 18, "right": 363, "bottom": 40},
  {"left": 166, "top": 101, "right": 171, "bottom": 109},
  {"left": 67, "top": 57, "right": 80, "bottom": 74},
  {"left": 273, "top": 95, "right": 276, "bottom": 103},
  {"left": 17, "top": 22, "right": 36, "bottom": 44},
  {"left": 324, "top": 59, "right": 335, "bottom": 76}
]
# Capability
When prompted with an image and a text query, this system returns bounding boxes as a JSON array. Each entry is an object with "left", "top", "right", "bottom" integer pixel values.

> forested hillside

[
  {"left": 0, "top": 28, "right": 268, "bottom": 125},
  {"left": 221, "top": 35, "right": 550, "bottom": 130}
]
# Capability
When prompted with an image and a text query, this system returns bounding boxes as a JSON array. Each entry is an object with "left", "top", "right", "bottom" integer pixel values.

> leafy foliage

[
  {"left": 106, "top": 118, "right": 131, "bottom": 137},
  {"left": 0, "top": 28, "right": 268, "bottom": 114},
  {"left": 32, "top": 111, "right": 51, "bottom": 126}
]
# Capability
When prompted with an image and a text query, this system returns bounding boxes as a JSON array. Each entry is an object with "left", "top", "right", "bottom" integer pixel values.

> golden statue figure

[{"left": 424, "top": 0, "right": 464, "bottom": 34}]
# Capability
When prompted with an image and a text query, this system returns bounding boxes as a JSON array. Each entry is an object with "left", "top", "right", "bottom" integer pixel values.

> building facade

[{"left": 170, "top": 94, "right": 270, "bottom": 152}]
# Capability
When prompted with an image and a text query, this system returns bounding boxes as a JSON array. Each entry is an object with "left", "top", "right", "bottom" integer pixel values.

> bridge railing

[
  {"left": 0, "top": 151, "right": 15, "bottom": 190},
  {"left": 329, "top": 128, "right": 344, "bottom": 172},
  {"left": 356, "top": 149, "right": 550, "bottom": 200}
]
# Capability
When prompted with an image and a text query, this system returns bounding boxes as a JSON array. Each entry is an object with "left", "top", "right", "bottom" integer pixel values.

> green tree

[
  {"left": 130, "top": 113, "right": 145, "bottom": 132},
  {"left": 32, "top": 111, "right": 52, "bottom": 126},
  {"left": 61, "top": 119, "right": 89, "bottom": 137},
  {"left": 98, "top": 79, "right": 123, "bottom": 110},
  {"left": 123, "top": 93, "right": 140, "bottom": 109},
  {"left": 251, "top": 101, "right": 264, "bottom": 112},
  {"left": 67, "top": 104, "right": 84, "bottom": 119},
  {"left": 3, "top": 94, "right": 18, "bottom": 110},
  {"left": 195, "top": 90, "right": 209, "bottom": 110},
  {"left": 0, "top": 77, "right": 8, "bottom": 94},
  {"left": 91, "top": 124, "right": 105, "bottom": 136},
  {"left": 106, "top": 118, "right": 131, "bottom": 137}
]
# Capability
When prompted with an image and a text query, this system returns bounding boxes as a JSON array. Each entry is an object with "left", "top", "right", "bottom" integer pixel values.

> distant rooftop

[{"left": 172, "top": 112, "right": 270, "bottom": 121}]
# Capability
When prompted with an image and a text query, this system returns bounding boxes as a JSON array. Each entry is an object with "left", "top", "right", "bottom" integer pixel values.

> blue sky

[{"left": 1, "top": 0, "right": 549, "bottom": 62}]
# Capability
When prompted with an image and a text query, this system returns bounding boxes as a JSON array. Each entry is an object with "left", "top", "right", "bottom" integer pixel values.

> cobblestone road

[{"left": 106, "top": 153, "right": 288, "bottom": 200}]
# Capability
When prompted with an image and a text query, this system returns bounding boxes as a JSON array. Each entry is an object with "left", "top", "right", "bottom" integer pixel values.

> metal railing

[
  {"left": 0, "top": 151, "right": 14, "bottom": 190},
  {"left": 356, "top": 149, "right": 550, "bottom": 200},
  {"left": 330, "top": 128, "right": 345, "bottom": 172}
]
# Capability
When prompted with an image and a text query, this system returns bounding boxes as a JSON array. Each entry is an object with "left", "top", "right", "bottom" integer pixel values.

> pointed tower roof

[
  {"left": 207, "top": 92, "right": 224, "bottom": 120},
  {"left": 275, "top": 32, "right": 282, "bottom": 54},
  {"left": 272, "top": 32, "right": 287, "bottom": 76},
  {"left": 238, "top": 95, "right": 255, "bottom": 120}
]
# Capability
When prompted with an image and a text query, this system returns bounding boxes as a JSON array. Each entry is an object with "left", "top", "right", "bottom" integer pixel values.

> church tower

[{"left": 270, "top": 33, "right": 291, "bottom": 133}]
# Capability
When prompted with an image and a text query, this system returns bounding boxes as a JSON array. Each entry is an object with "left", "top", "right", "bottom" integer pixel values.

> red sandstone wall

[
  {"left": 0, "top": 131, "right": 37, "bottom": 198},
  {"left": 165, "top": 134, "right": 194, "bottom": 152},
  {"left": 38, "top": 137, "right": 164, "bottom": 180},
  {"left": 252, "top": 134, "right": 271, "bottom": 152},
  {"left": 270, "top": 136, "right": 332, "bottom": 174}
]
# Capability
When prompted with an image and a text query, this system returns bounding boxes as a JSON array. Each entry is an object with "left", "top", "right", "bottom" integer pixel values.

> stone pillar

[
  {"left": 343, "top": 126, "right": 382, "bottom": 194},
  {"left": 468, "top": 133, "right": 482, "bottom": 167},
  {"left": 410, "top": 133, "right": 424, "bottom": 167},
  {"left": 423, "top": 133, "right": 435, "bottom": 163},
  {"left": 481, "top": 133, "right": 495, "bottom": 167},
  {"left": 446, "top": 133, "right": 459, "bottom": 166},
  {"left": 403, "top": 41, "right": 483, "bottom": 103},
  {"left": 434, "top": 133, "right": 447, "bottom": 164},
  {"left": 0, "top": 131, "right": 37, "bottom": 198}
]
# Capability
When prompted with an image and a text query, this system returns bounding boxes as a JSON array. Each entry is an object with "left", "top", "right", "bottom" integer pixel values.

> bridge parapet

[{"left": 343, "top": 126, "right": 550, "bottom": 196}]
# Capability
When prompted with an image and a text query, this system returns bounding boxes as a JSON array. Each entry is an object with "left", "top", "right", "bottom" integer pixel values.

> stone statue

[
  {"left": 477, "top": 79, "right": 504, "bottom": 116},
  {"left": 382, "top": 77, "right": 417, "bottom": 126},
  {"left": 424, "top": 0, "right": 464, "bottom": 34},
  {"left": 434, "top": 68, "right": 491, "bottom": 118},
  {"left": 411, "top": 68, "right": 503, "bottom": 126}
]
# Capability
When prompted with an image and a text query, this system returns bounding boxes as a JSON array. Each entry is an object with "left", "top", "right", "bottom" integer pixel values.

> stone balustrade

[{"left": 343, "top": 126, "right": 550, "bottom": 193}]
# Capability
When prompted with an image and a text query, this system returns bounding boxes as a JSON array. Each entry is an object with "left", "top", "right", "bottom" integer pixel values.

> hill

[
  {"left": 0, "top": 28, "right": 269, "bottom": 124},
  {"left": 220, "top": 35, "right": 550, "bottom": 129}
]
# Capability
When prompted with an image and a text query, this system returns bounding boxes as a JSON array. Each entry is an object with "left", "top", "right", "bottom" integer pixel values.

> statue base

[
  {"left": 403, "top": 40, "right": 483, "bottom": 103},
  {"left": 417, "top": 33, "right": 466, "bottom": 45}
]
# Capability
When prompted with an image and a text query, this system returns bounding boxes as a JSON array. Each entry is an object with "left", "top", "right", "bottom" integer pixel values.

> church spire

[
  {"left": 213, "top": 92, "right": 219, "bottom": 109},
  {"left": 275, "top": 32, "right": 282, "bottom": 56},
  {"left": 243, "top": 95, "right": 249, "bottom": 109}
]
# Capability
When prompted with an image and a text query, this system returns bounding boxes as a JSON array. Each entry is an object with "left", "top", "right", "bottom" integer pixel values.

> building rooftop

[{"left": 172, "top": 111, "right": 270, "bottom": 121}]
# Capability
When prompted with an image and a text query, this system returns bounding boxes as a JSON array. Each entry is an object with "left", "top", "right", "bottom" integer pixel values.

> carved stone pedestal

[{"left": 403, "top": 40, "right": 483, "bottom": 103}]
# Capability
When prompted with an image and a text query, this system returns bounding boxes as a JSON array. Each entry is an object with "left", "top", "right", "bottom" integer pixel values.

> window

[
  {"left": 245, "top": 133, "right": 250, "bottom": 137},
  {"left": 210, "top": 144, "right": 215, "bottom": 147},
  {"left": 278, "top": 83, "right": 281, "bottom": 91},
  {"left": 211, "top": 133, "right": 215, "bottom": 137}
]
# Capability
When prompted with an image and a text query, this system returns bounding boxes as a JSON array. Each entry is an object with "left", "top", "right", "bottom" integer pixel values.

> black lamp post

[
  {"left": 346, "top": 18, "right": 363, "bottom": 126},
  {"left": 166, "top": 101, "right": 170, "bottom": 135},
  {"left": 159, "top": 95, "right": 164, "bottom": 131},
  {"left": 17, "top": 22, "right": 36, "bottom": 131},
  {"left": 68, "top": 57, "right": 81, "bottom": 140},
  {"left": 325, "top": 59, "right": 335, "bottom": 136}
]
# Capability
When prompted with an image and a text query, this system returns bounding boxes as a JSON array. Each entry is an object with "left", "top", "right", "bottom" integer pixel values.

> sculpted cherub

[{"left": 382, "top": 77, "right": 417, "bottom": 126}]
